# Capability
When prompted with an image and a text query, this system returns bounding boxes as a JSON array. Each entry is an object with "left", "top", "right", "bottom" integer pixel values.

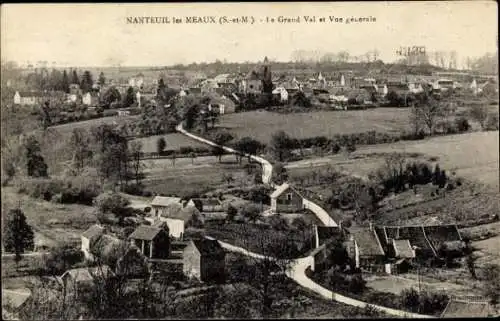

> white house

[
  {"left": 164, "top": 218, "right": 184, "bottom": 239},
  {"left": 377, "top": 84, "right": 388, "bottom": 96},
  {"left": 82, "top": 93, "right": 92, "bottom": 105},
  {"left": 272, "top": 87, "right": 289, "bottom": 103},
  {"left": 81, "top": 224, "right": 105, "bottom": 261},
  {"left": 13, "top": 91, "right": 44, "bottom": 105},
  {"left": 408, "top": 83, "right": 424, "bottom": 94},
  {"left": 179, "top": 89, "right": 187, "bottom": 97},
  {"left": 13, "top": 91, "right": 21, "bottom": 105},
  {"left": 136, "top": 91, "right": 141, "bottom": 108}
]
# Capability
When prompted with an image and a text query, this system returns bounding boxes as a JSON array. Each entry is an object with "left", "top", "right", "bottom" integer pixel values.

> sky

[{"left": 1, "top": 2, "right": 498, "bottom": 67}]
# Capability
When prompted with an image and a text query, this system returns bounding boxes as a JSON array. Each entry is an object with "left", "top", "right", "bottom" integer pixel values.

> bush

[
  {"left": 455, "top": 117, "right": 471, "bottom": 132},
  {"left": 102, "top": 109, "right": 118, "bottom": 117},
  {"left": 486, "top": 114, "right": 499, "bottom": 131}
]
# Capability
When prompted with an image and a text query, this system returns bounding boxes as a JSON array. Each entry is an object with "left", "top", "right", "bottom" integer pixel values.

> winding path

[{"left": 176, "top": 122, "right": 433, "bottom": 318}]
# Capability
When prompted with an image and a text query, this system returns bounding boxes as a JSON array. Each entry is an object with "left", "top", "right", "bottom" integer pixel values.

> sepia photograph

[{"left": 1, "top": 1, "right": 499, "bottom": 319}]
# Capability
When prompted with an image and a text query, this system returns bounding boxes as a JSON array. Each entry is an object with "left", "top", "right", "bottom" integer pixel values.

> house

[
  {"left": 13, "top": 91, "right": 46, "bottom": 105},
  {"left": 441, "top": 297, "right": 497, "bottom": 318},
  {"left": 314, "top": 225, "right": 345, "bottom": 248},
  {"left": 183, "top": 238, "right": 226, "bottom": 283},
  {"left": 82, "top": 92, "right": 99, "bottom": 106},
  {"left": 201, "top": 80, "right": 220, "bottom": 95},
  {"left": 270, "top": 183, "right": 304, "bottom": 214},
  {"left": 272, "top": 87, "right": 289, "bottom": 102},
  {"left": 378, "top": 224, "right": 463, "bottom": 260},
  {"left": 151, "top": 196, "right": 184, "bottom": 216},
  {"left": 81, "top": 224, "right": 105, "bottom": 261},
  {"left": 188, "top": 198, "right": 224, "bottom": 213},
  {"left": 2, "top": 288, "right": 32, "bottom": 318},
  {"left": 376, "top": 84, "right": 388, "bottom": 97},
  {"left": 204, "top": 93, "right": 236, "bottom": 114},
  {"left": 347, "top": 226, "right": 386, "bottom": 271},
  {"left": 60, "top": 265, "right": 113, "bottom": 295},
  {"left": 128, "top": 225, "right": 170, "bottom": 259},
  {"left": 117, "top": 110, "right": 130, "bottom": 116}
]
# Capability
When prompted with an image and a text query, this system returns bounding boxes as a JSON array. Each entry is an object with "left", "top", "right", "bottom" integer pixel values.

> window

[{"left": 286, "top": 193, "right": 293, "bottom": 201}]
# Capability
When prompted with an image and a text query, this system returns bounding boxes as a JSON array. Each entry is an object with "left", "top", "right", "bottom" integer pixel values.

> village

[{"left": 2, "top": 3, "right": 500, "bottom": 320}]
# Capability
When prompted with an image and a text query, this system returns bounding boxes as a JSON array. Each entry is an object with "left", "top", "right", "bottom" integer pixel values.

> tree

[
  {"left": 410, "top": 96, "right": 446, "bottom": 135},
  {"left": 466, "top": 254, "right": 477, "bottom": 279},
  {"left": 470, "top": 105, "right": 489, "bottom": 130},
  {"left": 69, "top": 128, "right": 93, "bottom": 174},
  {"left": 91, "top": 124, "right": 130, "bottom": 185},
  {"left": 189, "top": 152, "right": 196, "bottom": 165},
  {"left": 24, "top": 135, "right": 48, "bottom": 177},
  {"left": 71, "top": 69, "right": 79, "bottom": 85},
  {"left": 61, "top": 70, "right": 70, "bottom": 93},
  {"left": 270, "top": 130, "right": 292, "bottom": 162},
  {"left": 80, "top": 70, "right": 94, "bottom": 93},
  {"left": 123, "top": 86, "right": 136, "bottom": 107},
  {"left": 101, "top": 87, "right": 121, "bottom": 108},
  {"left": 93, "top": 192, "right": 132, "bottom": 225},
  {"left": 226, "top": 204, "right": 238, "bottom": 222},
  {"left": 233, "top": 137, "right": 263, "bottom": 163},
  {"left": 482, "top": 264, "right": 500, "bottom": 306},
  {"left": 129, "top": 141, "right": 144, "bottom": 184},
  {"left": 156, "top": 137, "right": 166, "bottom": 156},
  {"left": 42, "top": 244, "right": 83, "bottom": 276},
  {"left": 98, "top": 72, "right": 106, "bottom": 86},
  {"left": 240, "top": 203, "right": 262, "bottom": 223},
  {"left": 271, "top": 162, "right": 288, "bottom": 185},
  {"left": 212, "top": 146, "right": 225, "bottom": 163},
  {"left": 213, "top": 131, "right": 234, "bottom": 146},
  {"left": 2, "top": 208, "right": 35, "bottom": 269}
]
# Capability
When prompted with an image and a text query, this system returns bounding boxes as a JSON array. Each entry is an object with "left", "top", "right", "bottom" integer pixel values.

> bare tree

[
  {"left": 410, "top": 96, "right": 445, "bottom": 135},
  {"left": 470, "top": 105, "right": 489, "bottom": 130}
]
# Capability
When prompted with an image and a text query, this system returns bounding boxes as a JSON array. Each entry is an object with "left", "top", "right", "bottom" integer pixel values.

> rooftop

[
  {"left": 151, "top": 196, "right": 182, "bottom": 207},
  {"left": 82, "top": 224, "right": 105, "bottom": 241},
  {"left": 129, "top": 225, "right": 165, "bottom": 241},
  {"left": 191, "top": 238, "right": 225, "bottom": 257}
]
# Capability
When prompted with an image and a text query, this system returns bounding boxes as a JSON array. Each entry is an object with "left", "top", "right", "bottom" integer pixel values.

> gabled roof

[
  {"left": 423, "top": 224, "right": 462, "bottom": 251},
  {"left": 129, "top": 225, "right": 165, "bottom": 241},
  {"left": 392, "top": 239, "right": 415, "bottom": 259},
  {"left": 441, "top": 299, "right": 496, "bottom": 318},
  {"left": 82, "top": 224, "right": 105, "bottom": 241},
  {"left": 151, "top": 196, "right": 182, "bottom": 207},
  {"left": 316, "top": 226, "right": 344, "bottom": 245},
  {"left": 270, "top": 183, "right": 302, "bottom": 199},
  {"left": 191, "top": 238, "right": 225, "bottom": 257},
  {"left": 159, "top": 203, "right": 202, "bottom": 221},
  {"left": 350, "top": 228, "right": 385, "bottom": 257},
  {"left": 61, "top": 265, "right": 113, "bottom": 283}
]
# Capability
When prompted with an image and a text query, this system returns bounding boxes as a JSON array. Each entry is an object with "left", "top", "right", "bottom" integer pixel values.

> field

[
  {"left": 142, "top": 155, "right": 252, "bottom": 197},
  {"left": 217, "top": 108, "right": 411, "bottom": 143},
  {"left": 131, "top": 133, "right": 206, "bottom": 153},
  {"left": 287, "top": 131, "right": 500, "bottom": 189},
  {"left": 51, "top": 114, "right": 140, "bottom": 135},
  {"left": 1, "top": 187, "right": 97, "bottom": 247}
]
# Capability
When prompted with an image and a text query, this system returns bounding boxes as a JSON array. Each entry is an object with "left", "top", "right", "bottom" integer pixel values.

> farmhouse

[
  {"left": 81, "top": 224, "right": 105, "bottom": 261},
  {"left": 346, "top": 226, "right": 386, "bottom": 271},
  {"left": 377, "top": 224, "right": 463, "bottom": 260},
  {"left": 128, "top": 225, "right": 170, "bottom": 259},
  {"left": 188, "top": 198, "right": 224, "bottom": 213},
  {"left": 183, "top": 238, "right": 226, "bottom": 283},
  {"left": 13, "top": 91, "right": 46, "bottom": 105},
  {"left": 151, "top": 196, "right": 183, "bottom": 216},
  {"left": 82, "top": 92, "right": 99, "bottom": 106},
  {"left": 270, "top": 183, "right": 304, "bottom": 214}
]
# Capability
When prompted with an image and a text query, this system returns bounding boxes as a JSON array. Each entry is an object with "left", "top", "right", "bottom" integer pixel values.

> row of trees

[{"left": 22, "top": 68, "right": 106, "bottom": 93}]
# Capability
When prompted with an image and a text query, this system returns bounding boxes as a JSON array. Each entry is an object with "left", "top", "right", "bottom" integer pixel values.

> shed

[{"left": 129, "top": 225, "right": 170, "bottom": 259}]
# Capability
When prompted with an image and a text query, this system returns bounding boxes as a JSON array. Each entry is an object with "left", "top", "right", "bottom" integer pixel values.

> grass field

[
  {"left": 287, "top": 131, "right": 499, "bottom": 189},
  {"left": 217, "top": 108, "right": 411, "bottom": 143},
  {"left": 130, "top": 133, "right": 207, "bottom": 153},
  {"left": 51, "top": 114, "right": 140, "bottom": 135},
  {"left": 142, "top": 155, "right": 252, "bottom": 197},
  {"left": 1, "top": 187, "right": 97, "bottom": 247}
]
